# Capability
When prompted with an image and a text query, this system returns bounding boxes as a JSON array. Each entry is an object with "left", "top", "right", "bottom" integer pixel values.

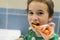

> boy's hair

[{"left": 27, "top": 0, "right": 54, "bottom": 17}]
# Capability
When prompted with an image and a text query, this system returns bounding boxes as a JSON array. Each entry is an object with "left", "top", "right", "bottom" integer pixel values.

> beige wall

[
  {"left": 54, "top": 0, "right": 60, "bottom": 12},
  {"left": 0, "top": 0, "right": 60, "bottom": 12},
  {"left": 0, "top": 0, "right": 7, "bottom": 8},
  {"left": 0, "top": 0, "right": 27, "bottom": 9}
]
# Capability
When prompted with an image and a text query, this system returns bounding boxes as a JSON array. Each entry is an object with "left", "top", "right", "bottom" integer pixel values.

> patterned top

[{"left": 19, "top": 29, "right": 59, "bottom": 40}]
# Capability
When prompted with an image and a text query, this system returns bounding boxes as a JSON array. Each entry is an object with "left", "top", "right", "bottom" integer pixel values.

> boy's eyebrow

[
  {"left": 37, "top": 10, "right": 43, "bottom": 12},
  {"left": 28, "top": 10, "right": 43, "bottom": 12}
]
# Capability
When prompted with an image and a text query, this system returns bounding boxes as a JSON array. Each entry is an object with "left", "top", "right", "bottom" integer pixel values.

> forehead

[{"left": 29, "top": 1, "right": 48, "bottom": 11}]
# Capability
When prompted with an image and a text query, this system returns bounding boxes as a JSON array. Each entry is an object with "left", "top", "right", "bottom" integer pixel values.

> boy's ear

[{"left": 48, "top": 16, "right": 53, "bottom": 22}]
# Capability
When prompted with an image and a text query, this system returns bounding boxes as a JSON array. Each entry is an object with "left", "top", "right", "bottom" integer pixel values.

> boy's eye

[
  {"left": 37, "top": 12, "right": 43, "bottom": 15},
  {"left": 28, "top": 11, "right": 33, "bottom": 15}
]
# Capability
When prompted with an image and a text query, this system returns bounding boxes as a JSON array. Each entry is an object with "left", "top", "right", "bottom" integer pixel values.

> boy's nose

[{"left": 32, "top": 15, "right": 38, "bottom": 22}]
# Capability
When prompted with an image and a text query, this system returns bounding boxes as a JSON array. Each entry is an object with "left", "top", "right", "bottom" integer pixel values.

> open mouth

[{"left": 32, "top": 23, "right": 40, "bottom": 26}]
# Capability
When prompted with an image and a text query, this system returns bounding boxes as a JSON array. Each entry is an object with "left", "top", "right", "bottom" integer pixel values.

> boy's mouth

[{"left": 32, "top": 23, "right": 40, "bottom": 26}]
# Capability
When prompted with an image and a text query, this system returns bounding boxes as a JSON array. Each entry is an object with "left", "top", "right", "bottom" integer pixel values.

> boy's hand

[
  {"left": 32, "top": 22, "right": 55, "bottom": 40},
  {"left": 37, "top": 22, "right": 55, "bottom": 40},
  {"left": 16, "top": 38, "right": 24, "bottom": 40}
]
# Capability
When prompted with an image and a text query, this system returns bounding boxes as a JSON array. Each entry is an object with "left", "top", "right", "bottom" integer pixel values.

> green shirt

[{"left": 19, "top": 30, "right": 59, "bottom": 40}]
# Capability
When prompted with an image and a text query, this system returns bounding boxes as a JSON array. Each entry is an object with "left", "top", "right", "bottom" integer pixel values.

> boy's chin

[
  {"left": 35, "top": 31, "right": 42, "bottom": 37},
  {"left": 29, "top": 27, "right": 42, "bottom": 37}
]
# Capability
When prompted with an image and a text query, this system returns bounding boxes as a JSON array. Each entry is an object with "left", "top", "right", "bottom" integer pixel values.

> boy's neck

[{"left": 35, "top": 32, "right": 42, "bottom": 37}]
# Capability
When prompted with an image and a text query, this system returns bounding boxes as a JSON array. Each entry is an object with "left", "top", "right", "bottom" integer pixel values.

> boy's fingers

[
  {"left": 49, "top": 22, "right": 55, "bottom": 28},
  {"left": 17, "top": 38, "right": 24, "bottom": 40},
  {"left": 41, "top": 25, "right": 49, "bottom": 32},
  {"left": 36, "top": 29, "right": 49, "bottom": 39},
  {"left": 49, "top": 23, "right": 55, "bottom": 32},
  {"left": 49, "top": 32, "right": 54, "bottom": 39}
]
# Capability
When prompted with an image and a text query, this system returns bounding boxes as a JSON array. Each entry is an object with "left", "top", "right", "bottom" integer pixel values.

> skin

[
  {"left": 18, "top": 1, "right": 54, "bottom": 40},
  {"left": 28, "top": 1, "right": 53, "bottom": 27},
  {"left": 17, "top": 38, "right": 24, "bottom": 40},
  {"left": 28, "top": 1, "right": 54, "bottom": 40}
]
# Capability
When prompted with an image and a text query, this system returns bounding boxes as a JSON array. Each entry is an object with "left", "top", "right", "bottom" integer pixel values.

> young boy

[{"left": 17, "top": 0, "right": 59, "bottom": 40}]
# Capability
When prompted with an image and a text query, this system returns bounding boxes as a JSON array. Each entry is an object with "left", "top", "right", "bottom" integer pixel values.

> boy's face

[{"left": 28, "top": 1, "right": 53, "bottom": 27}]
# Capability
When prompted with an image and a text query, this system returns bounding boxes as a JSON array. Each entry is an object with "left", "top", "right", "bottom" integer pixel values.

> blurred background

[{"left": 0, "top": 0, "right": 60, "bottom": 40}]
